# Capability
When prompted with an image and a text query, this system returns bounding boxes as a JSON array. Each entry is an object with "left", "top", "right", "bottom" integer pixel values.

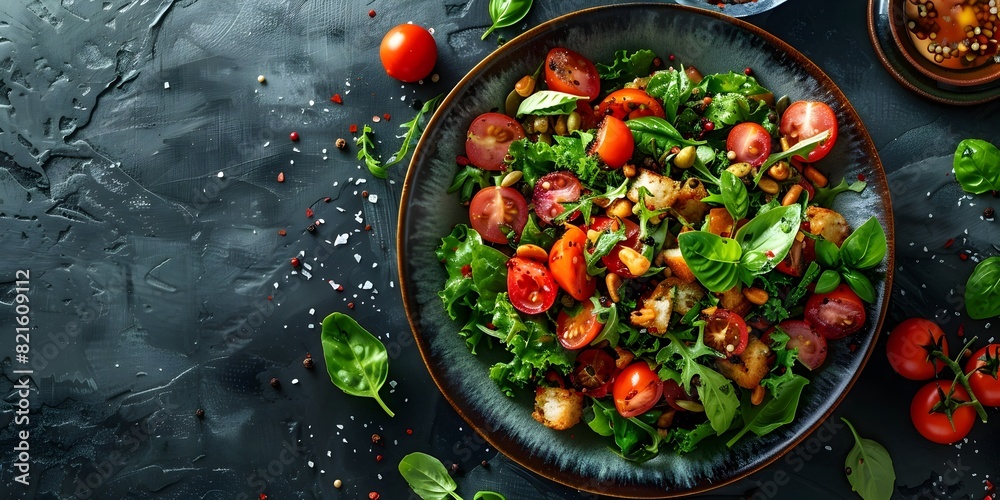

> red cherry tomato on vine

[
  {"left": 779, "top": 101, "right": 838, "bottom": 163},
  {"left": 804, "top": 284, "right": 866, "bottom": 339},
  {"left": 468, "top": 186, "right": 528, "bottom": 244},
  {"left": 556, "top": 299, "right": 604, "bottom": 350},
  {"left": 506, "top": 257, "right": 557, "bottom": 315},
  {"left": 966, "top": 344, "right": 1000, "bottom": 407},
  {"left": 612, "top": 362, "right": 664, "bottom": 418},
  {"left": 726, "top": 122, "right": 772, "bottom": 167},
  {"left": 465, "top": 112, "right": 526, "bottom": 171},
  {"left": 910, "top": 381, "right": 975, "bottom": 444},
  {"left": 544, "top": 47, "right": 601, "bottom": 101},
  {"left": 886, "top": 318, "right": 949, "bottom": 380},
  {"left": 597, "top": 89, "right": 666, "bottom": 120},
  {"left": 590, "top": 116, "right": 634, "bottom": 169},
  {"left": 379, "top": 24, "right": 437, "bottom": 82},
  {"left": 548, "top": 226, "right": 596, "bottom": 301}
]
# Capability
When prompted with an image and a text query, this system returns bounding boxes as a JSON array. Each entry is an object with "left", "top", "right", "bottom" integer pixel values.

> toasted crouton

[
  {"left": 672, "top": 178, "right": 710, "bottom": 224},
  {"left": 666, "top": 277, "right": 705, "bottom": 315},
  {"left": 632, "top": 279, "right": 675, "bottom": 335},
  {"left": 660, "top": 247, "right": 697, "bottom": 284},
  {"left": 532, "top": 387, "right": 584, "bottom": 430},
  {"left": 715, "top": 336, "right": 773, "bottom": 389},
  {"left": 627, "top": 169, "right": 680, "bottom": 210},
  {"left": 806, "top": 206, "right": 850, "bottom": 247},
  {"left": 717, "top": 285, "right": 752, "bottom": 317}
]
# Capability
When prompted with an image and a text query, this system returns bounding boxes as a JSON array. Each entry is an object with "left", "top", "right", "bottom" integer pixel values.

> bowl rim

[
  {"left": 397, "top": 3, "right": 896, "bottom": 497},
  {"left": 885, "top": 0, "right": 1000, "bottom": 87}
]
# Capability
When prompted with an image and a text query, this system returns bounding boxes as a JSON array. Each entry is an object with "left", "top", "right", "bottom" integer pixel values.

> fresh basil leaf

[
  {"left": 645, "top": 67, "right": 693, "bottom": 122},
  {"left": 398, "top": 452, "right": 462, "bottom": 500},
  {"left": 698, "top": 71, "right": 770, "bottom": 96},
  {"left": 482, "top": 0, "right": 533, "bottom": 40},
  {"left": 965, "top": 256, "right": 1000, "bottom": 319},
  {"left": 842, "top": 418, "right": 896, "bottom": 500},
  {"left": 321, "top": 312, "right": 394, "bottom": 417},
  {"left": 753, "top": 130, "right": 830, "bottom": 185},
  {"left": 697, "top": 365, "right": 741, "bottom": 435},
  {"left": 841, "top": 267, "right": 876, "bottom": 303},
  {"left": 473, "top": 492, "right": 506, "bottom": 500},
  {"left": 814, "top": 238, "right": 841, "bottom": 268},
  {"left": 627, "top": 116, "right": 705, "bottom": 158},
  {"left": 720, "top": 170, "right": 749, "bottom": 221},
  {"left": 726, "top": 374, "right": 809, "bottom": 447},
  {"left": 516, "top": 90, "right": 588, "bottom": 117},
  {"left": 814, "top": 269, "right": 841, "bottom": 294},
  {"left": 953, "top": 138, "right": 1000, "bottom": 195},
  {"left": 736, "top": 204, "right": 802, "bottom": 276},
  {"left": 813, "top": 178, "right": 867, "bottom": 208},
  {"left": 596, "top": 49, "right": 657, "bottom": 92},
  {"left": 839, "top": 217, "right": 887, "bottom": 270},
  {"left": 677, "top": 231, "right": 742, "bottom": 293}
]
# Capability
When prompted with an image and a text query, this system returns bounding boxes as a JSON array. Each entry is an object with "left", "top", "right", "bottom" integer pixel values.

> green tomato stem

[{"left": 932, "top": 335, "right": 987, "bottom": 423}]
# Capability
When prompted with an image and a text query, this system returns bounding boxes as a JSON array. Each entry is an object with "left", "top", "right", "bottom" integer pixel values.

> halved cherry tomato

[
  {"left": 556, "top": 299, "right": 604, "bottom": 350},
  {"left": 726, "top": 122, "right": 772, "bottom": 167},
  {"left": 770, "top": 320, "right": 828, "bottom": 370},
  {"left": 533, "top": 171, "right": 582, "bottom": 224},
  {"left": 588, "top": 216, "right": 642, "bottom": 278},
  {"left": 590, "top": 116, "right": 634, "bottom": 169},
  {"left": 544, "top": 47, "right": 600, "bottom": 101},
  {"left": 465, "top": 112, "right": 526, "bottom": 171},
  {"left": 549, "top": 225, "right": 596, "bottom": 301},
  {"left": 506, "top": 257, "right": 557, "bottom": 315},
  {"left": 886, "top": 318, "right": 948, "bottom": 381},
  {"left": 597, "top": 89, "right": 666, "bottom": 120},
  {"left": 704, "top": 309, "right": 750, "bottom": 356},
  {"left": 379, "top": 24, "right": 437, "bottom": 83},
  {"left": 966, "top": 344, "right": 1000, "bottom": 407},
  {"left": 662, "top": 379, "right": 696, "bottom": 412},
  {"left": 910, "top": 381, "right": 975, "bottom": 444},
  {"left": 572, "top": 348, "right": 617, "bottom": 398},
  {"left": 779, "top": 101, "right": 838, "bottom": 163},
  {"left": 469, "top": 186, "right": 528, "bottom": 244},
  {"left": 804, "top": 283, "right": 866, "bottom": 339},
  {"left": 612, "top": 362, "right": 664, "bottom": 418}
]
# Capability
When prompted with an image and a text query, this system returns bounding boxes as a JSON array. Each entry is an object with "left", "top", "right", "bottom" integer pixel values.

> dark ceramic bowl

[
  {"left": 886, "top": 0, "right": 1000, "bottom": 87},
  {"left": 398, "top": 4, "right": 895, "bottom": 497}
]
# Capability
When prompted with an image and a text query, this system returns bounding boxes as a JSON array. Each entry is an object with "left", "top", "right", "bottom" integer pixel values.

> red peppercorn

[
  {"left": 959, "top": 253, "right": 969, "bottom": 261},
  {"left": 857, "top": 173, "right": 866, "bottom": 181},
  {"left": 306, "top": 208, "right": 314, "bottom": 218},
  {"left": 957, "top": 324, "right": 965, "bottom": 337},
  {"left": 368, "top": 9, "right": 376, "bottom": 17},
  {"left": 668, "top": 54, "right": 675, "bottom": 61},
  {"left": 324, "top": 197, "right": 332, "bottom": 203},
  {"left": 744, "top": 67, "right": 753, "bottom": 76},
  {"left": 456, "top": 155, "right": 470, "bottom": 166},
  {"left": 944, "top": 238, "right": 955, "bottom": 249},
  {"left": 349, "top": 124, "right": 358, "bottom": 134},
  {"left": 347, "top": 302, "right": 355, "bottom": 309},
  {"left": 336, "top": 285, "right": 344, "bottom": 291},
  {"left": 361, "top": 190, "right": 369, "bottom": 198},
  {"left": 364, "top": 224, "right": 372, "bottom": 231},
  {"left": 383, "top": 113, "right": 391, "bottom": 121},
  {"left": 368, "top": 492, "right": 380, "bottom": 500},
  {"left": 406, "top": 428, "right": 413, "bottom": 435},
  {"left": 703, "top": 121, "right": 715, "bottom": 131},
  {"left": 375, "top": 454, "right": 383, "bottom": 462},
  {"left": 277, "top": 172, "right": 285, "bottom": 183},
  {"left": 278, "top": 229, "right": 287, "bottom": 236},
  {"left": 289, "top": 131, "right": 299, "bottom": 141},
  {"left": 290, "top": 257, "right": 300, "bottom": 267},
  {"left": 330, "top": 93, "right": 343, "bottom": 104}
]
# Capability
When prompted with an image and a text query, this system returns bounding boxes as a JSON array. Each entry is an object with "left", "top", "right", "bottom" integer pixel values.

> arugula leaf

[
  {"left": 596, "top": 49, "right": 657, "bottom": 92},
  {"left": 586, "top": 223, "right": 627, "bottom": 275},
  {"left": 645, "top": 67, "right": 694, "bottom": 122},
  {"left": 813, "top": 178, "right": 867, "bottom": 208},
  {"left": 784, "top": 261, "right": 821, "bottom": 308},
  {"left": 753, "top": 131, "right": 830, "bottom": 186},
  {"left": 953, "top": 138, "right": 1000, "bottom": 194},
  {"left": 587, "top": 399, "right": 663, "bottom": 462},
  {"left": 666, "top": 420, "right": 717, "bottom": 454},
  {"left": 516, "top": 90, "right": 588, "bottom": 117},
  {"left": 656, "top": 329, "right": 738, "bottom": 434},
  {"left": 965, "top": 256, "right": 1000, "bottom": 319},
  {"left": 357, "top": 95, "right": 443, "bottom": 178},
  {"left": 355, "top": 124, "right": 380, "bottom": 173}
]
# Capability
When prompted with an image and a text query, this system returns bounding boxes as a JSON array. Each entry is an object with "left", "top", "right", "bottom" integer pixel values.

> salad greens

[
  {"left": 357, "top": 94, "right": 443, "bottom": 178},
  {"left": 436, "top": 47, "right": 883, "bottom": 461}
]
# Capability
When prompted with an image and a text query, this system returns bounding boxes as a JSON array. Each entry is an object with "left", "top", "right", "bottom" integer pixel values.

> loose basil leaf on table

[
  {"left": 398, "top": 452, "right": 461, "bottom": 499},
  {"left": 481, "top": 0, "right": 533, "bottom": 40},
  {"left": 473, "top": 492, "right": 507, "bottom": 500},
  {"left": 839, "top": 216, "right": 888, "bottom": 270},
  {"left": 953, "top": 138, "right": 1000, "bottom": 194},
  {"left": 515, "top": 90, "right": 587, "bottom": 117},
  {"left": 965, "top": 256, "right": 1000, "bottom": 319},
  {"left": 320, "top": 312, "right": 394, "bottom": 417},
  {"left": 842, "top": 418, "right": 896, "bottom": 500}
]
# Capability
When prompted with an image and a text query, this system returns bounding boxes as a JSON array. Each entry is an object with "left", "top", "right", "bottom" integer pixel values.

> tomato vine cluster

[{"left": 437, "top": 47, "right": 887, "bottom": 458}]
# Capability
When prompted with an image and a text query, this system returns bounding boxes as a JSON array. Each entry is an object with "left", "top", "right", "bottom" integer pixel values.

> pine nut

[
  {"left": 500, "top": 170, "right": 522, "bottom": 187},
  {"left": 630, "top": 307, "right": 656, "bottom": 326},
  {"left": 742, "top": 286, "right": 769, "bottom": 306},
  {"left": 768, "top": 161, "right": 790, "bottom": 181},
  {"left": 618, "top": 247, "right": 651, "bottom": 277},
  {"left": 515, "top": 244, "right": 548, "bottom": 262},
  {"left": 727, "top": 162, "right": 752, "bottom": 178},
  {"left": 514, "top": 75, "right": 535, "bottom": 97},
  {"left": 758, "top": 177, "right": 780, "bottom": 194},
  {"left": 751, "top": 385, "right": 766, "bottom": 405}
]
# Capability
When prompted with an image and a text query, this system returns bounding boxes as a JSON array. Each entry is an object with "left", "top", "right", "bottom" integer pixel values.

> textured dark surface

[{"left": 0, "top": 1, "right": 997, "bottom": 499}]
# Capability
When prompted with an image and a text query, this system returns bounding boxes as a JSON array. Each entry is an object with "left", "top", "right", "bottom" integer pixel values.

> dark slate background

[{"left": 0, "top": 0, "right": 997, "bottom": 499}]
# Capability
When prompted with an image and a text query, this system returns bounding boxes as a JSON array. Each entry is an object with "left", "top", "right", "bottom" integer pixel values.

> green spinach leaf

[
  {"left": 482, "top": 0, "right": 533, "bottom": 40},
  {"left": 965, "top": 256, "right": 1000, "bottom": 319},
  {"left": 645, "top": 67, "right": 693, "bottom": 122},
  {"left": 321, "top": 312, "right": 394, "bottom": 417},
  {"left": 516, "top": 90, "right": 587, "bottom": 117},
  {"left": 839, "top": 217, "right": 887, "bottom": 270},
  {"left": 398, "top": 452, "right": 462, "bottom": 500},
  {"left": 953, "top": 138, "right": 1000, "bottom": 194},
  {"left": 842, "top": 418, "right": 896, "bottom": 500},
  {"left": 597, "top": 49, "right": 657, "bottom": 92}
]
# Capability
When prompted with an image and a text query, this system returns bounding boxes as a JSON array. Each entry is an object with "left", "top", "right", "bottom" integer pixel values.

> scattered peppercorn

[
  {"left": 289, "top": 131, "right": 299, "bottom": 141},
  {"left": 371, "top": 433, "right": 383, "bottom": 445},
  {"left": 960, "top": 253, "right": 969, "bottom": 261},
  {"left": 364, "top": 224, "right": 372, "bottom": 231},
  {"left": 336, "top": 284, "right": 344, "bottom": 291},
  {"left": 277, "top": 172, "right": 285, "bottom": 183},
  {"left": 361, "top": 190, "right": 369, "bottom": 198},
  {"left": 857, "top": 173, "right": 866, "bottom": 182},
  {"left": 195, "top": 408, "right": 205, "bottom": 419},
  {"left": 668, "top": 54, "right": 676, "bottom": 61},
  {"left": 449, "top": 463, "right": 460, "bottom": 474},
  {"left": 411, "top": 98, "right": 423, "bottom": 110},
  {"left": 335, "top": 138, "right": 347, "bottom": 149},
  {"left": 270, "top": 377, "right": 280, "bottom": 388},
  {"left": 944, "top": 238, "right": 955, "bottom": 249},
  {"left": 456, "top": 155, "right": 470, "bottom": 166},
  {"left": 303, "top": 353, "right": 314, "bottom": 369},
  {"left": 383, "top": 113, "right": 391, "bottom": 121},
  {"left": 307, "top": 224, "right": 316, "bottom": 233},
  {"left": 306, "top": 208, "right": 314, "bottom": 218},
  {"left": 278, "top": 229, "right": 287, "bottom": 236},
  {"left": 985, "top": 207, "right": 995, "bottom": 219},
  {"left": 331, "top": 93, "right": 343, "bottom": 104},
  {"left": 480, "top": 460, "right": 489, "bottom": 468},
  {"left": 368, "top": 9, "right": 376, "bottom": 17},
  {"left": 347, "top": 302, "right": 355, "bottom": 309},
  {"left": 368, "top": 492, "right": 380, "bottom": 500},
  {"left": 376, "top": 454, "right": 384, "bottom": 462},
  {"left": 349, "top": 124, "right": 358, "bottom": 134},
  {"left": 257, "top": 75, "right": 266, "bottom": 84},
  {"left": 406, "top": 428, "right": 413, "bottom": 435},
  {"left": 324, "top": 197, "right": 332, "bottom": 203},
  {"left": 290, "top": 257, "right": 300, "bottom": 268},
  {"left": 652, "top": 57, "right": 662, "bottom": 68},
  {"left": 744, "top": 67, "right": 753, "bottom": 75}
]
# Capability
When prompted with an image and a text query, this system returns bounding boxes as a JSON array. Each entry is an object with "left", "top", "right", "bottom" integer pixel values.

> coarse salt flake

[
  {"left": 217, "top": 172, "right": 225, "bottom": 178},
  {"left": 362, "top": 281, "right": 373, "bottom": 290},
  {"left": 334, "top": 233, "right": 350, "bottom": 246},
  {"left": 368, "top": 194, "right": 379, "bottom": 203},
  {"left": 164, "top": 81, "right": 170, "bottom": 89},
  {"left": 354, "top": 254, "right": 362, "bottom": 263}
]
